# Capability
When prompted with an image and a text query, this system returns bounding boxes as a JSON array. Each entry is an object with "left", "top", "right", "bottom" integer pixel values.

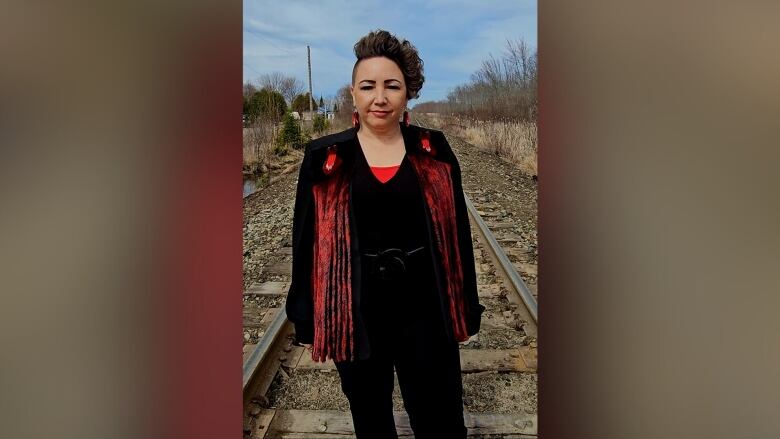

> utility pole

[{"left": 307, "top": 45, "right": 313, "bottom": 116}]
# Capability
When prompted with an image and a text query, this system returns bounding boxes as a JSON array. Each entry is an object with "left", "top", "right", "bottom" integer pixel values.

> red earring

[
  {"left": 403, "top": 110, "right": 410, "bottom": 127},
  {"left": 352, "top": 110, "right": 360, "bottom": 128}
]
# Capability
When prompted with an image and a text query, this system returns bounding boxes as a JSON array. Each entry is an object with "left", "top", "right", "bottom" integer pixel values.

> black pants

[{"left": 334, "top": 256, "right": 467, "bottom": 438}]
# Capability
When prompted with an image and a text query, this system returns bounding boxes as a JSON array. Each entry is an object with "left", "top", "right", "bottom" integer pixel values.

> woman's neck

[
  {"left": 357, "top": 124, "right": 406, "bottom": 166},
  {"left": 358, "top": 124, "right": 403, "bottom": 144}
]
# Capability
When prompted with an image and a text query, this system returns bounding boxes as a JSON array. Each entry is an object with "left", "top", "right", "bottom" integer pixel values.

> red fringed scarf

[
  {"left": 311, "top": 168, "right": 354, "bottom": 362},
  {"left": 407, "top": 153, "right": 469, "bottom": 341},
  {"left": 310, "top": 135, "right": 468, "bottom": 362}
]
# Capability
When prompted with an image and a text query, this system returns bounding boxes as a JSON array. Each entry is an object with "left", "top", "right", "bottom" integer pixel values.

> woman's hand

[{"left": 301, "top": 343, "right": 312, "bottom": 351}]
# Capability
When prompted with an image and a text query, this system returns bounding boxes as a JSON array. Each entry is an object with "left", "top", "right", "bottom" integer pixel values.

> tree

[
  {"left": 246, "top": 88, "right": 287, "bottom": 124},
  {"left": 254, "top": 73, "right": 304, "bottom": 107},
  {"left": 336, "top": 84, "right": 352, "bottom": 110},
  {"left": 280, "top": 77, "right": 304, "bottom": 106},
  {"left": 245, "top": 94, "right": 262, "bottom": 123},
  {"left": 313, "top": 114, "right": 329, "bottom": 133},
  {"left": 243, "top": 82, "right": 259, "bottom": 121},
  {"left": 321, "top": 95, "right": 336, "bottom": 113},
  {"left": 243, "top": 82, "right": 258, "bottom": 99},
  {"left": 243, "top": 95, "right": 251, "bottom": 118},
  {"left": 442, "top": 38, "right": 537, "bottom": 122},
  {"left": 275, "top": 112, "right": 305, "bottom": 152},
  {"left": 334, "top": 83, "right": 353, "bottom": 126},
  {"left": 291, "top": 92, "right": 318, "bottom": 113},
  {"left": 319, "top": 95, "right": 324, "bottom": 108},
  {"left": 257, "top": 72, "right": 285, "bottom": 92}
]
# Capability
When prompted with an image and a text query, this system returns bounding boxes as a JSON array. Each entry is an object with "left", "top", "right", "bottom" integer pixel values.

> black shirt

[{"left": 351, "top": 139, "right": 441, "bottom": 331}]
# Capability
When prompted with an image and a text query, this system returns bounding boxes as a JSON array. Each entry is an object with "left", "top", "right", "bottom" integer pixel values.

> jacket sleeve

[
  {"left": 434, "top": 130, "right": 486, "bottom": 336},
  {"left": 285, "top": 145, "right": 315, "bottom": 344}
]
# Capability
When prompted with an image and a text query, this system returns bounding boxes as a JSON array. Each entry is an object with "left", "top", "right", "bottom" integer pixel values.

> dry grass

[
  {"left": 416, "top": 114, "right": 537, "bottom": 177},
  {"left": 460, "top": 119, "right": 537, "bottom": 176},
  {"left": 243, "top": 122, "right": 278, "bottom": 174},
  {"left": 243, "top": 118, "right": 350, "bottom": 179}
]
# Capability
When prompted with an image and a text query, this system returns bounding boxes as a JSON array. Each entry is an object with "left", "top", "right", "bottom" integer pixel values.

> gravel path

[
  {"left": 242, "top": 151, "right": 301, "bottom": 290},
  {"left": 446, "top": 132, "right": 538, "bottom": 291}
]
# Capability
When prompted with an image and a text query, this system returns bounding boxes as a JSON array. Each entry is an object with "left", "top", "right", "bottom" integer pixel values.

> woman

[{"left": 285, "top": 29, "right": 485, "bottom": 439}]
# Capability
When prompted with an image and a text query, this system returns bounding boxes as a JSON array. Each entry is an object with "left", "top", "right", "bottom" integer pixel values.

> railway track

[{"left": 242, "top": 189, "right": 538, "bottom": 438}]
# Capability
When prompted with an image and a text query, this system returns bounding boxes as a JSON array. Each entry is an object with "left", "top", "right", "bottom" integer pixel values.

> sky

[{"left": 243, "top": 0, "right": 537, "bottom": 105}]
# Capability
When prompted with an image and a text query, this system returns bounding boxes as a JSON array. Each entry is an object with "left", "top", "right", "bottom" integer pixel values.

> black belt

[{"left": 362, "top": 246, "right": 425, "bottom": 281}]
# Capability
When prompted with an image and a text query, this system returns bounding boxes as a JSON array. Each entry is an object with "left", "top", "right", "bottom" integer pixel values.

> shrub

[
  {"left": 275, "top": 112, "right": 305, "bottom": 154},
  {"left": 313, "top": 114, "right": 329, "bottom": 133}
]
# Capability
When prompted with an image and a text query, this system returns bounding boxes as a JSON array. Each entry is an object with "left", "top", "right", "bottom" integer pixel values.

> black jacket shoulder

[
  {"left": 302, "top": 123, "right": 449, "bottom": 154},
  {"left": 409, "top": 124, "right": 457, "bottom": 164},
  {"left": 299, "top": 123, "right": 457, "bottom": 182}
]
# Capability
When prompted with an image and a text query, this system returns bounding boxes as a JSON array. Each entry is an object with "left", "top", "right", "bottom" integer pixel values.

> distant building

[{"left": 317, "top": 108, "right": 335, "bottom": 120}]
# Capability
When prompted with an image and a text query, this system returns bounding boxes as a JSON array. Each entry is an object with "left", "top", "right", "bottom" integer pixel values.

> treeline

[
  {"left": 414, "top": 38, "right": 537, "bottom": 122},
  {"left": 242, "top": 72, "right": 326, "bottom": 127},
  {"left": 243, "top": 73, "right": 335, "bottom": 173}
]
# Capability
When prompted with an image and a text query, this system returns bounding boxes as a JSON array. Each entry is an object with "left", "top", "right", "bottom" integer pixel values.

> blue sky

[{"left": 244, "top": 0, "right": 536, "bottom": 105}]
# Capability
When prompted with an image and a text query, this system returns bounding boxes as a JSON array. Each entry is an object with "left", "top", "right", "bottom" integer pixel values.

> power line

[
  {"left": 243, "top": 63, "right": 263, "bottom": 78},
  {"left": 243, "top": 27, "right": 301, "bottom": 57}
]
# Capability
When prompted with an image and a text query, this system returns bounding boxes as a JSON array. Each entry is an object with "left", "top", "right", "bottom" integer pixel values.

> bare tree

[
  {"left": 243, "top": 82, "right": 258, "bottom": 99},
  {"left": 443, "top": 37, "right": 537, "bottom": 122},
  {"left": 251, "top": 72, "right": 305, "bottom": 107},
  {"left": 334, "top": 83, "right": 353, "bottom": 126},
  {"left": 322, "top": 95, "right": 337, "bottom": 112},
  {"left": 336, "top": 84, "right": 352, "bottom": 109},
  {"left": 472, "top": 54, "right": 503, "bottom": 87},
  {"left": 257, "top": 72, "right": 285, "bottom": 92},
  {"left": 502, "top": 38, "right": 531, "bottom": 85},
  {"left": 280, "top": 77, "right": 304, "bottom": 106}
]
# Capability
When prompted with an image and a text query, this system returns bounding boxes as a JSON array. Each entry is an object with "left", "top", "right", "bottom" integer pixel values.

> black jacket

[{"left": 285, "top": 122, "right": 485, "bottom": 360}]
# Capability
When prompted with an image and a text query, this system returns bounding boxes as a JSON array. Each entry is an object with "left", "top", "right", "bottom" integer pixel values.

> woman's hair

[{"left": 352, "top": 29, "right": 425, "bottom": 100}]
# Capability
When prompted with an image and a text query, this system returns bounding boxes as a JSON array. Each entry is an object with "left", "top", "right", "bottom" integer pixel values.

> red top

[{"left": 370, "top": 165, "right": 401, "bottom": 183}]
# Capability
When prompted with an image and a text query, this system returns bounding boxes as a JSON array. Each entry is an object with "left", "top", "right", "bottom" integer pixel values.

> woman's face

[{"left": 351, "top": 56, "right": 408, "bottom": 132}]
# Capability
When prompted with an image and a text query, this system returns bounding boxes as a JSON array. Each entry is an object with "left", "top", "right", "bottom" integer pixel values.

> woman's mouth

[{"left": 370, "top": 111, "right": 391, "bottom": 118}]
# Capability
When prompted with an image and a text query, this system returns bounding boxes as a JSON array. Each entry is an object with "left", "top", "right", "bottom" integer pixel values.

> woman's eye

[
  {"left": 388, "top": 85, "right": 400, "bottom": 89},
  {"left": 360, "top": 86, "right": 373, "bottom": 90}
]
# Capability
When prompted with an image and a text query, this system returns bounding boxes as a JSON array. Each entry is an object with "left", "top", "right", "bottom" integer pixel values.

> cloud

[{"left": 243, "top": 0, "right": 537, "bottom": 101}]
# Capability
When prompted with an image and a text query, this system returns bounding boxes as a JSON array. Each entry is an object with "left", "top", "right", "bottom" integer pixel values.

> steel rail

[
  {"left": 464, "top": 194, "right": 538, "bottom": 324},
  {"left": 243, "top": 306, "right": 289, "bottom": 392}
]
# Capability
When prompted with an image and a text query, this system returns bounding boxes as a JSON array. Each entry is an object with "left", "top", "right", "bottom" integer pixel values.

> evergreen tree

[
  {"left": 246, "top": 88, "right": 286, "bottom": 124},
  {"left": 313, "top": 114, "right": 329, "bottom": 133},
  {"left": 291, "top": 92, "right": 318, "bottom": 113},
  {"left": 275, "top": 112, "right": 304, "bottom": 153}
]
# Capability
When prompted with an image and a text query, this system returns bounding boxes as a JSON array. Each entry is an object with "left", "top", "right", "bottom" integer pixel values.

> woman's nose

[{"left": 374, "top": 89, "right": 388, "bottom": 104}]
